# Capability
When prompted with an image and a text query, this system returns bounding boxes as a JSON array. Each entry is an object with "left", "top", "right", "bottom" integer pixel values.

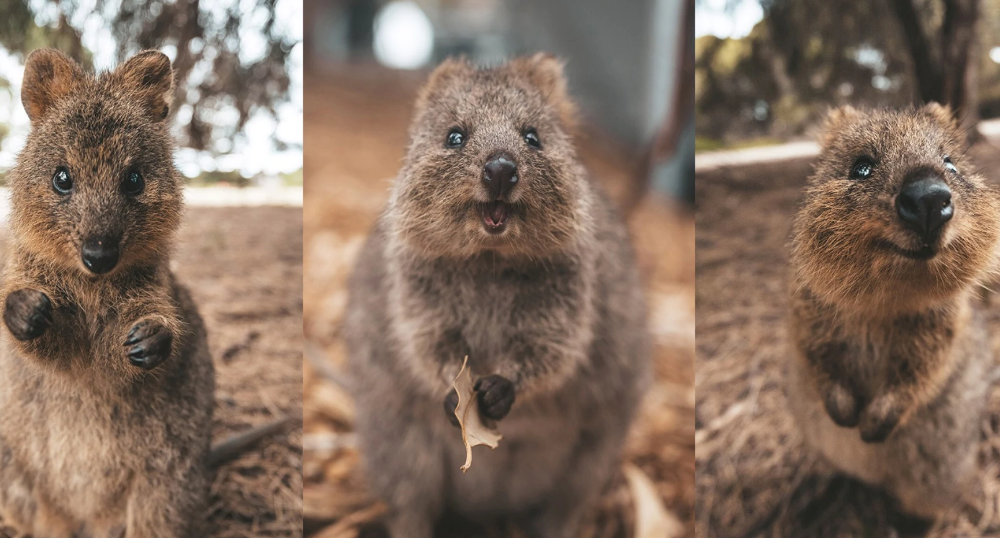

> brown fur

[
  {"left": 345, "top": 54, "right": 649, "bottom": 538},
  {"left": 787, "top": 104, "right": 1000, "bottom": 518},
  {"left": 0, "top": 49, "right": 213, "bottom": 537}
]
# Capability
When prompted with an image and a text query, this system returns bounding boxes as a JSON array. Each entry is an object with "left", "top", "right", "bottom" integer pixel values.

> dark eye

[
  {"left": 944, "top": 156, "right": 958, "bottom": 174},
  {"left": 52, "top": 167, "right": 73, "bottom": 194},
  {"left": 849, "top": 156, "right": 874, "bottom": 180},
  {"left": 523, "top": 128, "right": 541, "bottom": 149},
  {"left": 121, "top": 170, "right": 145, "bottom": 196},
  {"left": 445, "top": 129, "right": 465, "bottom": 148}
]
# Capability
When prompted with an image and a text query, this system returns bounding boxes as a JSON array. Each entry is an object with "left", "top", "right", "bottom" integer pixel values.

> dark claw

[
  {"left": 859, "top": 396, "right": 903, "bottom": 443},
  {"left": 123, "top": 324, "right": 144, "bottom": 346},
  {"left": 443, "top": 389, "right": 460, "bottom": 427},
  {"left": 824, "top": 382, "right": 861, "bottom": 428},
  {"left": 474, "top": 375, "right": 516, "bottom": 421},
  {"left": 124, "top": 320, "right": 173, "bottom": 370},
  {"left": 3, "top": 289, "right": 53, "bottom": 341}
]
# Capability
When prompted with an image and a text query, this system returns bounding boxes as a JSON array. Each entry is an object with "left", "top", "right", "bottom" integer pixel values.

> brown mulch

[
  {"left": 695, "top": 140, "right": 1000, "bottom": 538},
  {"left": 302, "top": 63, "right": 695, "bottom": 538},
  {"left": 179, "top": 207, "right": 304, "bottom": 537}
]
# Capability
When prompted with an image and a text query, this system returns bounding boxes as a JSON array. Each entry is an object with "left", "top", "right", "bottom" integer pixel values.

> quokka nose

[
  {"left": 81, "top": 236, "right": 120, "bottom": 274},
  {"left": 896, "top": 174, "right": 953, "bottom": 240},
  {"left": 482, "top": 154, "right": 518, "bottom": 200}
]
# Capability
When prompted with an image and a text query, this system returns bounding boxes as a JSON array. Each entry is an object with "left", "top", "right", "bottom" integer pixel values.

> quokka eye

[
  {"left": 524, "top": 128, "right": 541, "bottom": 149},
  {"left": 850, "top": 156, "right": 875, "bottom": 180},
  {"left": 445, "top": 128, "right": 465, "bottom": 148},
  {"left": 944, "top": 156, "right": 958, "bottom": 174},
  {"left": 52, "top": 167, "right": 73, "bottom": 194},
  {"left": 121, "top": 170, "right": 145, "bottom": 196}
]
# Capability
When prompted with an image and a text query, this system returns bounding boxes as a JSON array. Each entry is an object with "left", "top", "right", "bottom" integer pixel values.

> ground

[
  {"left": 0, "top": 206, "right": 304, "bottom": 538},
  {"left": 695, "top": 140, "right": 1000, "bottom": 537},
  {"left": 302, "top": 64, "right": 695, "bottom": 537}
]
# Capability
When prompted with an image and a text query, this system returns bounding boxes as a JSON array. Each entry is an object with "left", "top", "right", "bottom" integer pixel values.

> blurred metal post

[{"left": 505, "top": 0, "right": 691, "bottom": 204}]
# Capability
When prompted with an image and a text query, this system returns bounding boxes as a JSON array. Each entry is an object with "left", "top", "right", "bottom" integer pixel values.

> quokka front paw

[
  {"left": 3, "top": 289, "right": 52, "bottom": 341},
  {"left": 474, "top": 375, "right": 516, "bottom": 421},
  {"left": 859, "top": 393, "right": 905, "bottom": 443},
  {"left": 124, "top": 320, "right": 173, "bottom": 370},
  {"left": 822, "top": 381, "right": 860, "bottom": 428}
]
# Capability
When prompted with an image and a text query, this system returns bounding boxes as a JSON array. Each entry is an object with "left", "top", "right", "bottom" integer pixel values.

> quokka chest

[
  {"left": 817, "top": 311, "right": 961, "bottom": 394},
  {"left": 398, "top": 262, "right": 590, "bottom": 354},
  {"left": 58, "top": 282, "right": 146, "bottom": 331}
]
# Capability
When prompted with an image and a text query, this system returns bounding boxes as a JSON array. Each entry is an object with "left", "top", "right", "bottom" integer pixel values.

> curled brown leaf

[{"left": 452, "top": 356, "right": 502, "bottom": 472}]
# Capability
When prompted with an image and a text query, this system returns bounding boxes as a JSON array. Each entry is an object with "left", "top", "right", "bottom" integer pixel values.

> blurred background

[
  {"left": 306, "top": 0, "right": 693, "bottom": 205},
  {"left": 302, "top": 1, "right": 695, "bottom": 537},
  {"left": 0, "top": 2, "right": 305, "bottom": 537},
  {"left": 696, "top": 0, "right": 1000, "bottom": 150},
  {"left": 0, "top": 0, "right": 302, "bottom": 188}
]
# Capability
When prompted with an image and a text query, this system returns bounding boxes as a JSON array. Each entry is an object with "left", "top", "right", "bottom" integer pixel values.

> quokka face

[
  {"left": 10, "top": 49, "right": 183, "bottom": 277},
  {"left": 792, "top": 103, "right": 1000, "bottom": 313},
  {"left": 390, "top": 54, "right": 588, "bottom": 259}
]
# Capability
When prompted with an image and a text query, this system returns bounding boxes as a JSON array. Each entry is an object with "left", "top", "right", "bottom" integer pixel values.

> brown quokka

[
  {"left": 344, "top": 54, "right": 650, "bottom": 538},
  {"left": 0, "top": 49, "right": 214, "bottom": 537},
  {"left": 786, "top": 103, "right": 1000, "bottom": 518}
]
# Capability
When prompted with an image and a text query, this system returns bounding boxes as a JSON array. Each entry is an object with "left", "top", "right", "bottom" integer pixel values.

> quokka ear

[
  {"left": 415, "top": 57, "right": 474, "bottom": 111},
  {"left": 819, "top": 105, "right": 861, "bottom": 148},
  {"left": 21, "top": 48, "right": 86, "bottom": 125},
  {"left": 923, "top": 101, "right": 959, "bottom": 131},
  {"left": 510, "top": 53, "right": 578, "bottom": 129},
  {"left": 111, "top": 50, "right": 175, "bottom": 122}
]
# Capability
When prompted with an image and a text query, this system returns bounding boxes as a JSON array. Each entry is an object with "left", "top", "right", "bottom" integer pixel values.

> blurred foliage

[
  {"left": 185, "top": 167, "right": 300, "bottom": 187},
  {"left": 696, "top": 0, "right": 1000, "bottom": 146},
  {"left": 0, "top": 0, "right": 297, "bottom": 154},
  {"left": 188, "top": 169, "right": 250, "bottom": 187},
  {"left": 280, "top": 167, "right": 302, "bottom": 186}
]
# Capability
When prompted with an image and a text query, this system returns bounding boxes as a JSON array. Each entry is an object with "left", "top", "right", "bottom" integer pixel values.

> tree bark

[
  {"left": 940, "top": 0, "right": 980, "bottom": 129},
  {"left": 889, "top": 0, "right": 943, "bottom": 103},
  {"left": 890, "top": 0, "right": 980, "bottom": 132}
]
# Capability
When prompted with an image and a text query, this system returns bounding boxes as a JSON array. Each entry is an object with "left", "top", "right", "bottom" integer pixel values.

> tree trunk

[
  {"left": 890, "top": 0, "right": 980, "bottom": 132},
  {"left": 941, "top": 0, "right": 980, "bottom": 130},
  {"left": 889, "top": 0, "right": 943, "bottom": 103}
]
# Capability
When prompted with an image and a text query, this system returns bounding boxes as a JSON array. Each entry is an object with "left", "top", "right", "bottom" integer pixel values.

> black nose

[
  {"left": 482, "top": 154, "right": 518, "bottom": 200},
  {"left": 81, "top": 236, "right": 120, "bottom": 274},
  {"left": 896, "top": 173, "right": 953, "bottom": 241}
]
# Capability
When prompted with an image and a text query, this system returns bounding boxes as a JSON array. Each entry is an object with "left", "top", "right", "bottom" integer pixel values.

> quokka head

[
  {"left": 389, "top": 53, "right": 589, "bottom": 260},
  {"left": 792, "top": 103, "right": 1000, "bottom": 313},
  {"left": 9, "top": 48, "right": 183, "bottom": 277}
]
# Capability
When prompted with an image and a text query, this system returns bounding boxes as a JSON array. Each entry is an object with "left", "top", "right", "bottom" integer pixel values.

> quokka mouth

[
  {"left": 873, "top": 238, "right": 939, "bottom": 261},
  {"left": 479, "top": 201, "right": 511, "bottom": 234}
]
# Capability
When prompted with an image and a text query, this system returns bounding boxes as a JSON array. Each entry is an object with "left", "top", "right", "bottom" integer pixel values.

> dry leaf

[
  {"left": 452, "top": 356, "right": 502, "bottom": 472},
  {"left": 623, "top": 463, "right": 683, "bottom": 538}
]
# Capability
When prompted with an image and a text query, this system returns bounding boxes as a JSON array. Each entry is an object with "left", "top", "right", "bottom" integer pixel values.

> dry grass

[
  {"left": 695, "top": 141, "right": 1000, "bottom": 538},
  {"left": 180, "top": 207, "right": 304, "bottom": 537},
  {"left": 302, "top": 63, "right": 694, "bottom": 538}
]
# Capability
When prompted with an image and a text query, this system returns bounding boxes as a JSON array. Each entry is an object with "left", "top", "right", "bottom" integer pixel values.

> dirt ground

[
  {"left": 0, "top": 206, "right": 304, "bottom": 538},
  {"left": 302, "top": 64, "right": 695, "bottom": 537},
  {"left": 695, "top": 140, "right": 1000, "bottom": 537}
]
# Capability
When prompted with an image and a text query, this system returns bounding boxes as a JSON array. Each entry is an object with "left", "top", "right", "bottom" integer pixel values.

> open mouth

[
  {"left": 873, "top": 238, "right": 939, "bottom": 261},
  {"left": 479, "top": 201, "right": 511, "bottom": 233}
]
